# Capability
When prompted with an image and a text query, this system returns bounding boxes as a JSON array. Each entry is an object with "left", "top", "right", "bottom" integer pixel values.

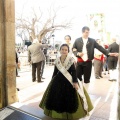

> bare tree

[
  {"left": 16, "top": 28, "right": 28, "bottom": 41},
  {"left": 16, "top": 6, "right": 72, "bottom": 42}
]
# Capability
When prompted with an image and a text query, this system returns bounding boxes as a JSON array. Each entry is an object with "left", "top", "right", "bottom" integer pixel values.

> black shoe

[
  {"left": 42, "top": 77, "right": 45, "bottom": 79},
  {"left": 32, "top": 80, "right": 36, "bottom": 82},
  {"left": 96, "top": 76, "right": 100, "bottom": 79},
  {"left": 108, "top": 79, "right": 113, "bottom": 81},
  {"left": 100, "top": 76, "right": 103, "bottom": 78},
  {"left": 37, "top": 81, "right": 44, "bottom": 83},
  {"left": 16, "top": 88, "right": 20, "bottom": 91},
  {"left": 16, "top": 75, "right": 20, "bottom": 77}
]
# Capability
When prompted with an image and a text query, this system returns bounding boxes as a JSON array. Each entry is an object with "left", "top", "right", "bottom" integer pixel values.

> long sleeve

[
  {"left": 40, "top": 44, "right": 49, "bottom": 49},
  {"left": 95, "top": 48, "right": 102, "bottom": 55},
  {"left": 52, "top": 65, "right": 59, "bottom": 78},
  {"left": 72, "top": 41, "right": 79, "bottom": 57},
  {"left": 28, "top": 49, "right": 31, "bottom": 62},
  {"left": 95, "top": 41, "right": 109, "bottom": 56},
  {"left": 70, "top": 63, "right": 78, "bottom": 83}
]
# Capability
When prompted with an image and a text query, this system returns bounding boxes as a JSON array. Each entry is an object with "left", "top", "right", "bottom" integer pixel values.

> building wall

[{"left": 0, "top": 0, "right": 18, "bottom": 108}]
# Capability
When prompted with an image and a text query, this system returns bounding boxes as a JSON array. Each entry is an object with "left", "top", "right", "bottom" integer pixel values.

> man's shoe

[
  {"left": 42, "top": 77, "right": 45, "bottom": 79},
  {"left": 100, "top": 76, "right": 103, "bottom": 78},
  {"left": 96, "top": 76, "right": 100, "bottom": 79},
  {"left": 32, "top": 79, "right": 36, "bottom": 82},
  {"left": 37, "top": 81, "right": 44, "bottom": 83},
  {"left": 16, "top": 88, "right": 20, "bottom": 91},
  {"left": 16, "top": 75, "right": 20, "bottom": 77},
  {"left": 108, "top": 79, "right": 113, "bottom": 81},
  {"left": 32, "top": 81, "right": 36, "bottom": 82}
]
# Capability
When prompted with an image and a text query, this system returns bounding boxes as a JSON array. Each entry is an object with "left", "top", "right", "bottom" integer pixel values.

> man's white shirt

[{"left": 81, "top": 38, "right": 88, "bottom": 61}]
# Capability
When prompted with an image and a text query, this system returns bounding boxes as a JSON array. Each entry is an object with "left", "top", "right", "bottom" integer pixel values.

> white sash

[{"left": 55, "top": 55, "right": 89, "bottom": 113}]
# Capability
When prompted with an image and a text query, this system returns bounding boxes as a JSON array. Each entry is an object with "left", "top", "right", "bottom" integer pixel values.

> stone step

[{"left": 0, "top": 106, "right": 41, "bottom": 120}]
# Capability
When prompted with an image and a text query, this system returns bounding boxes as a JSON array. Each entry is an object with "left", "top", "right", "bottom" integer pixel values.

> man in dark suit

[
  {"left": 108, "top": 38, "right": 119, "bottom": 81},
  {"left": 73, "top": 26, "right": 116, "bottom": 91}
]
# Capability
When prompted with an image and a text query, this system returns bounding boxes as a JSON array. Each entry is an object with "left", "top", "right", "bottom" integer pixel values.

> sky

[{"left": 15, "top": 0, "right": 120, "bottom": 44}]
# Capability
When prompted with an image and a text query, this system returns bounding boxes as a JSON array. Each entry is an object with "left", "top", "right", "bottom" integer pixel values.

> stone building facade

[{"left": 0, "top": 0, "right": 17, "bottom": 108}]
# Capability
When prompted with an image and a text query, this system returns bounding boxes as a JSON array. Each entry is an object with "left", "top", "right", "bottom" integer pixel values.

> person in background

[
  {"left": 40, "top": 42, "right": 48, "bottom": 79},
  {"left": 64, "top": 35, "right": 77, "bottom": 63},
  {"left": 103, "top": 43, "right": 109, "bottom": 75},
  {"left": 28, "top": 39, "right": 49, "bottom": 83},
  {"left": 16, "top": 51, "right": 20, "bottom": 77},
  {"left": 64, "top": 35, "right": 73, "bottom": 55},
  {"left": 94, "top": 39, "right": 104, "bottom": 79},
  {"left": 108, "top": 38, "right": 119, "bottom": 81},
  {"left": 16, "top": 51, "right": 20, "bottom": 91}
]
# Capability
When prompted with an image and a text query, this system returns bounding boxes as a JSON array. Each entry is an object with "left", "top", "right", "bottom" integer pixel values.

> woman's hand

[{"left": 73, "top": 83, "right": 79, "bottom": 90}]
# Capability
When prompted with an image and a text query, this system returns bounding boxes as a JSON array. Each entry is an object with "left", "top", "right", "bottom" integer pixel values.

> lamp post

[{"left": 52, "top": 34, "right": 55, "bottom": 49}]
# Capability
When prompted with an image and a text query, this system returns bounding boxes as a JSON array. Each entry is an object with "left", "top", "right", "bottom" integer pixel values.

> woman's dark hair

[
  {"left": 60, "top": 44, "right": 70, "bottom": 53},
  {"left": 64, "top": 35, "right": 71, "bottom": 40},
  {"left": 82, "top": 26, "right": 90, "bottom": 33}
]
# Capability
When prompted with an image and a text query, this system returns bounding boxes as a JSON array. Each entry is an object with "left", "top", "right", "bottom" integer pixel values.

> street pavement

[{"left": 11, "top": 64, "right": 118, "bottom": 120}]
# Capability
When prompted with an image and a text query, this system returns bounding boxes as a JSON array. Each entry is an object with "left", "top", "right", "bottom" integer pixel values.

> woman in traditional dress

[{"left": 39, "top": 44, "right": 93, "bottom": 120}]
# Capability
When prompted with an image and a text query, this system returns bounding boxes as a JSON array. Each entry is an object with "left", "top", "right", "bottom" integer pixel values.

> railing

[
  {"left": 46, "top": 54, "right": 57, "bottom": 65},
  {"left": 18, "top": 53, "right": 58, "bottom": 66}
]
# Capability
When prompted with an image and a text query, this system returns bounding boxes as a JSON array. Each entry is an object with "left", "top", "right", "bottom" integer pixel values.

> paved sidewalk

[{"left": 11, "top": 65, "right": 118, "bottom": 120}]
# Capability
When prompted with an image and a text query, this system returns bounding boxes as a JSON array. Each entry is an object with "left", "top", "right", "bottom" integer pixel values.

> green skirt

[{"left": 39, "top": 81, "right": 93, "bottom": 120}]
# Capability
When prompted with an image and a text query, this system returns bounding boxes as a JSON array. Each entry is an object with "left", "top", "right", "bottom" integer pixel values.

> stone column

[
  {"left": 0, "top": 0, "right": 18, "bottom": 108},
  {"left": 0, "top": 0, "right": 5, "bottom": 108}
]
